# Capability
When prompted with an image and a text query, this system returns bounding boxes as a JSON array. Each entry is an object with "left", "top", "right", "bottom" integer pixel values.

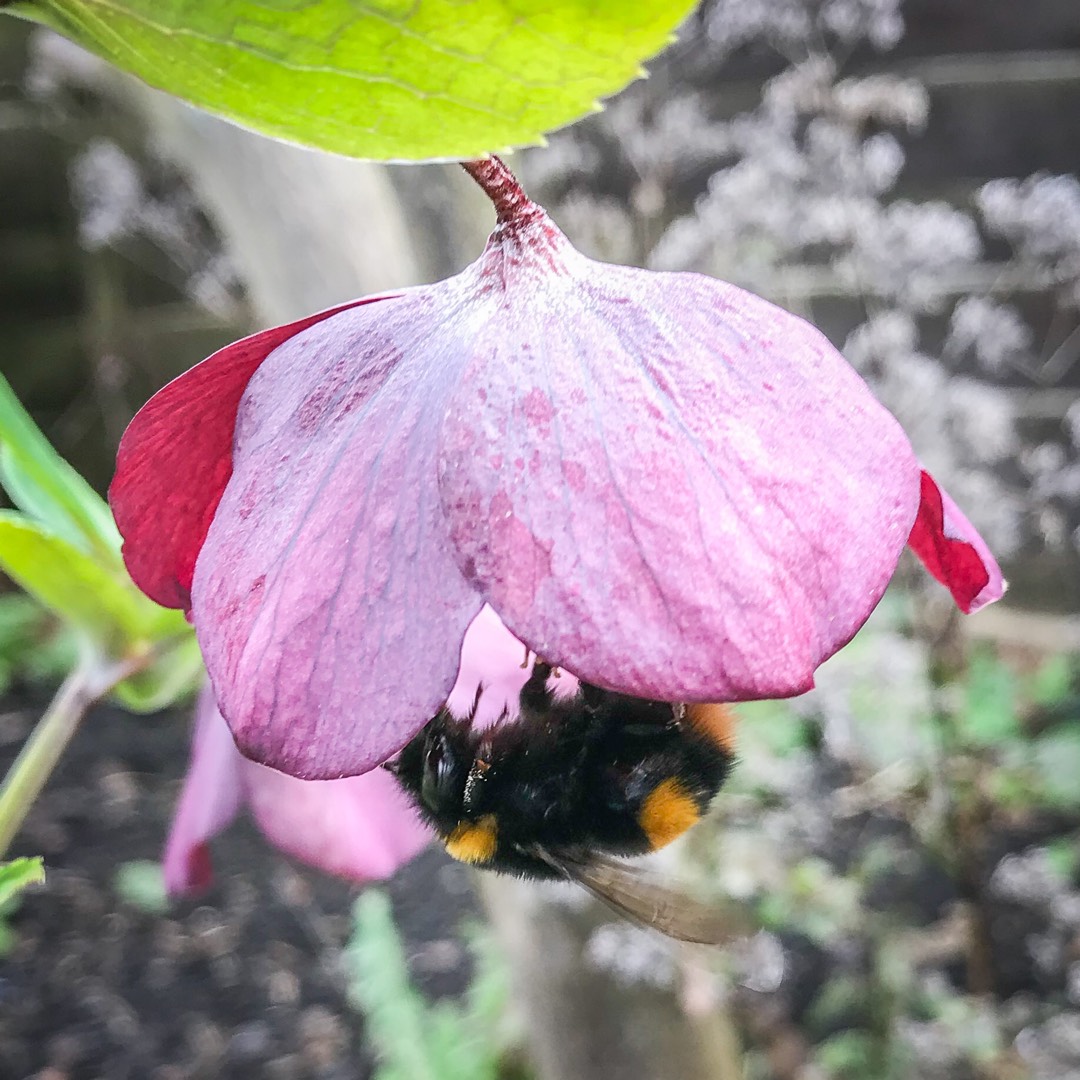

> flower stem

[
  {"left": 0, "top": 647, "right": 147, "bottom": 858},
  {"left": 460, "top": 157, "right": 534, "bottom": 224}
]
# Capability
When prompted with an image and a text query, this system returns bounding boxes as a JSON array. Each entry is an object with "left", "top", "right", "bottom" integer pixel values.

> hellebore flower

[
  {"left": 165, "top": 684, "right": 430, "bottom": 894},
  {"left": 111, "top": 158, "right": 1004, "bottom": 781}
]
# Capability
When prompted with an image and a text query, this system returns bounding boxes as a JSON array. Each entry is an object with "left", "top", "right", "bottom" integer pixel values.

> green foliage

[
  {"left": 5, "top": 0, "right": 696, "bottom": 161},
  {"left": 1028, "top": 728, "right": 1080, "bottom": 810},
  {"left": 0, "top": 512, "right": 183, "bottom": 653},
  {"left": 113, "top": 859, "right": 169, "bottom": 914},
  {"left": 1031, "top": 654, "right": 1074, "bottom": 706},
  {"left": 110, "top": 633, "right": 204, "bottom": 713},
  {"left": 0, "top": 373, "right": 120, "bottom": 564},
  {"left": 758, "top": 858, "right": 863, "bottom": 945},
  {"left": 0, "top": 593, "right": 76, "bottom": 695},
  {"left": 1044, "top": 837, "right": 1079, "bottom": 881},
  {"left": 735, "top": 699, "right": 810, "bottom": 759},
  {"left": 813, "top": 1030, "right": 877, "bottom": 1079},
  {"left": 346, "top": 890, "right": 522, "bottom": 1080},
  {"left": 0, "top": 373, "right": 198, "bottom": 709},
  {"left": 0, "top": 855, "right": 44, "bottom": 907},
  {"left": 955, "top": 650, "right": 1080, "bottom": 813},
  {"left": 0, "top": 856, "right": 45, "bottom": 956},
  {"left": 805, "top": 976, "right": 868, "bottom": 1033},
  {"left": 958, "top": 649, "right": 1021, "bottom": 747}
]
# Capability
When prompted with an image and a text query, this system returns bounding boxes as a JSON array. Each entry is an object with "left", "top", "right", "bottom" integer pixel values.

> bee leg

[
  {"left": 519, "top": 659, "right": 554, "bottom": 717},
  {"left": 466, "top": 681, "right": 485, "bottom": 722},
  {"left": 579, "top": 682, "right": 608, "bottom": 713}
]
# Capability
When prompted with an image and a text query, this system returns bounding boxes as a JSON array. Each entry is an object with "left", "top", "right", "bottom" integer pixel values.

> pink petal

[
  {"left": 242, "top": 759, "right": 431, "bottom": 882},
  {"left": 163, "top": 685, "right": 245, "bottom": 895},
  {"left": 192, "top": 290, "right": 483, "bottom": 779},
  {"left": 440, "top": 239, "right": 920, "bottom": 702},
  {"left": 111, "top": 298, "right": 396, "bottom": 609},
  {"left": 444, "top": 604, "right": 580, "bottom": 727},
  {"left": 907, "top": 470, "right": 1005, "bottom": 613},
  {"left": 164, "top": 687, "right": 430, "bottom": 895}
]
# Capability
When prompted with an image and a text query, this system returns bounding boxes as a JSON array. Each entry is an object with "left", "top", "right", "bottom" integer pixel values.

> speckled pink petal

[
  {"left": 908, "top": 470, "right": 1005, "bottom": 613},
  {"left": 111, "top": 298, "right": 394, "bottom": 609},
  {"left": 163, "top": 686, "right": 245, "bottom": 895},
  {"left": 192, "top": 289, "right": 483, "bottom": 779},
  {"left": 439, "top": 229, "right": 921, "bottom": 702}
]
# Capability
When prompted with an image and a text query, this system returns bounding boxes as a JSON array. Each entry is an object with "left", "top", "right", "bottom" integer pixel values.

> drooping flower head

[{"left": 111, "top": 158, "right": 1004, "bottom": 781}]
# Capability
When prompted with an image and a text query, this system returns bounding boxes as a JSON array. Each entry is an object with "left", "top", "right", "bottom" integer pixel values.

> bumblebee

[{"left": 387, "top": 660, "right": 739, "bottom": 943}]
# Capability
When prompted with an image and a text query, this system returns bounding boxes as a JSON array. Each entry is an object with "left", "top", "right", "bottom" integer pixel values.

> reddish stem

[{"left": 461, "top": 157, "right": 534, "bottom": 224}]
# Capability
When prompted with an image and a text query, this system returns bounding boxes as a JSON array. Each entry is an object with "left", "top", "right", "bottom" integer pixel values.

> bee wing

[{"left": 531, "top": 847, "right": 755, "bottom": 946}]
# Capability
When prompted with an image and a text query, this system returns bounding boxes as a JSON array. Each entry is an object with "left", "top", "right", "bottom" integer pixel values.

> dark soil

[{"left": 0, "top": 691, "right": 475, "bottom": 1080}]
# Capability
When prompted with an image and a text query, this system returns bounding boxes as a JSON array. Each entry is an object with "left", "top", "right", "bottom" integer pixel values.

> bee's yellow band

[
  {"left": 639, "top": 777, "right": 700, "bottom": 850},
  {"left": 685, "top": 702, "right": 737, "bottom": 753},
  {"left": 445, "top": 815, "right": 498, "bottom": 864}
]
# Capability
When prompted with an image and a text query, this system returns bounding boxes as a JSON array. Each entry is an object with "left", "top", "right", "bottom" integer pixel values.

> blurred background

[{"left": 1, "top": 1, "right": 1079, "bottom": 1077}]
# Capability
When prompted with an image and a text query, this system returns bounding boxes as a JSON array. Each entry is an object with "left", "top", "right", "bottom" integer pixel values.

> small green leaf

[
  {"left": 735, "top": 699, "right": 809, "bottom": 758},
  {"left": 805, "top": 975, "right": 867, "bottom": 1032},
  {"left": 0, "top": 855, "right": 45, "bottom": 907},
  {"left": 0, "top": 373, "right": 120, "bottom": 562},
  {"left": 111, "top": 633, "right": 203, "bottom": 713},
  {"left": 1044, "top": 838, "right": 1079, "bottom": 881},
  {"left": 347, "top": 890, "right": 445, "bottom": 1079},
  {"left": 1030, "top": 729, "right": 1080, "bottom": 810},
  {"left": 0, "top": 594, "right": 78, "bottom": 693},
  {"left": 0, "top": 510, "right": 186, "bottom": 651},
  {"left": 961, "top": 650, "right": 1019, "bottom": 747},
  {"left": 1030, "top": 654, "right": 1074, "bottom": 707},
  {"left": 113, "top": 859, "right": 169, "bottom": 914},
  {"left": 5, "top": 0, "right": 696, "bottom": 161},
  {"left": 813, "top": 1030, "right": 876, "bottom": 1078}
]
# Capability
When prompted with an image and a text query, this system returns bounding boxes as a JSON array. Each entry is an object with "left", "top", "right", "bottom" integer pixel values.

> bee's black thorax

[{"left": 391, "top": 661, "right": 735, "bottom": 882}]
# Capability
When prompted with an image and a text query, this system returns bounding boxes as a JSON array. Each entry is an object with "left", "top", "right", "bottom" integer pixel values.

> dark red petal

[
  {"left": 907, "top": 470, "right": 1005, "bottom": 613},
  {"left": 110, "top": 298, "right": 397, "bottom": 609}
]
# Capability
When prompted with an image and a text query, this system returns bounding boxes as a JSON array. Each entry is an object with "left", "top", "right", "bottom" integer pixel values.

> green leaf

[
  {"left": 735, "top": 699, "right": 808, "bottom": 758},
  {"left": 0, "top": 373, "right": 121, "bottom": 563},
  {"left": 1030, "top": 729, "right": 1080, "bottom": 810},
  {"left": 812, "top": 1030, "right": 876, "bottom": 1078},
  {"left": 347, "top": 890, "right": 447, "bottom": 1080},
  {"left": 1030, "top": 654, "right": 1074, "bottom": 707},
  {"left": 0, "top": 855, "right": 45, "bottom": 907},
  {"left": 961, "top": 649, "right": 1019, "bottom": 747},
  {"left": 0, "top": 593, "right": 78, "bottom": 693},
  {"left": 5, "top": 0, "right": 696, "bottom": 161},
  {"left": 111, "top": 632, "right": 203, "bottom": 713},
  {"left": 113, "top": 859, "right": 169, "bottom": 914},
  {"left": 460, "top": 920, "right": 515, "bottom": 1058},
  {"left": 0, "top": 510, "right": 186, "bottom": 652},
  {"left": 1044, "top": 838, "right": 1079, "bottom": 881}
]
